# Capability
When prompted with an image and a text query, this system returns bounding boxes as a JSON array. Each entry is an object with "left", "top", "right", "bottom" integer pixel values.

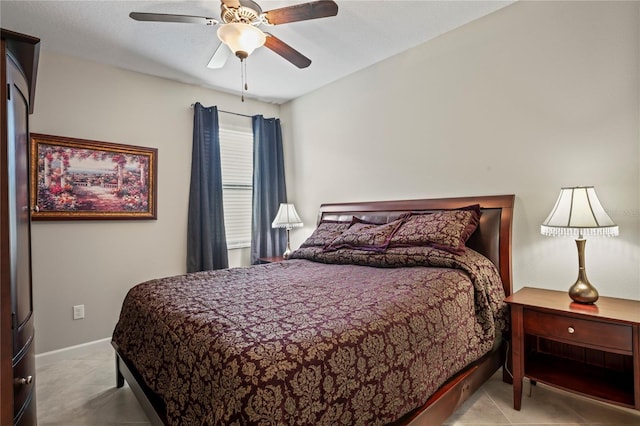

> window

[{"left": 219, "top": 122, "right": 253, "bottom": 249}]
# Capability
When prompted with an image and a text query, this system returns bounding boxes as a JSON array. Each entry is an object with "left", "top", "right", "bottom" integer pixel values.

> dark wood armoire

[{"left": 1, "top": 28, "right": 40, "bottom": 425}]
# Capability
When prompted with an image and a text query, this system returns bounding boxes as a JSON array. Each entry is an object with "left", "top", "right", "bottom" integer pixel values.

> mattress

[{"left": 112, "top": 246, "right": 507, "bottom": 425}]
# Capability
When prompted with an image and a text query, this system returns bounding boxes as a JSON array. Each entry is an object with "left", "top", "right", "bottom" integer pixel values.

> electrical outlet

[{"left": 73, "top": 304, "right": 85, "bottom": 320}]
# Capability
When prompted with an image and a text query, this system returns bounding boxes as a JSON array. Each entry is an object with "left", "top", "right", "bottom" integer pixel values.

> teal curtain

[
  {"left": 251, "top": 115, "right": 287, "bottom": 264},
  {"left": 187, "top": 103, "right": 228, "bottom": 272}
]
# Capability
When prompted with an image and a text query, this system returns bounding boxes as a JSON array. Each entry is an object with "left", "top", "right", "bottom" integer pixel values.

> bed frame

[{"left": 113, "top": 194, "right": 515, "bottom": 426}]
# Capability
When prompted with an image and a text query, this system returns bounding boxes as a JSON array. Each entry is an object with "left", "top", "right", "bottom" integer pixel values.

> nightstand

[
  {"left": 258, "top": 256, "right": 285, "bottom": 264},
  {"left": 505, "top": 287, "right": 640, "bottom": 412}
]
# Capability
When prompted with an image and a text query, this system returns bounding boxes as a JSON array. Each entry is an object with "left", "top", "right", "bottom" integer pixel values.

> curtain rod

[{"left": 190, "top": 104, "right": 252, "bottom": 118}]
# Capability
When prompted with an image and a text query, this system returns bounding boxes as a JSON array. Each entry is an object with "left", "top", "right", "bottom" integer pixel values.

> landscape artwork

[{"left": 30, "top": 134, "right": 157, "bottom": 220}]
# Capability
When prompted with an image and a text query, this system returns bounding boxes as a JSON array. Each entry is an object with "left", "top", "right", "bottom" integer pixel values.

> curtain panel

[
  {"left": 251, "top": 115, "right": 287, "bottom": 264},
  {"left": 187, "top": 103, "right": 229, "bottom": 272}
]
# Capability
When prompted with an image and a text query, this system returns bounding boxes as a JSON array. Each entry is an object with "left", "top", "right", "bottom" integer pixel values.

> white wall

[
  {"left": 30, "top": 51, "right": 279, "bottom": 353},
  {"left": 281, "top": 1, "right": 640, "bottom": 300}
]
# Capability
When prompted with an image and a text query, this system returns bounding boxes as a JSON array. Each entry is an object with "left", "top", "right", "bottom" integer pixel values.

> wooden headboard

[{"left": 316, "top": 195, "right": 515, "bottom": 297}]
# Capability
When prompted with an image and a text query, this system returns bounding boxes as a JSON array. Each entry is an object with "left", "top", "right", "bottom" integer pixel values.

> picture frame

[{"left": 30, "top": 134, "right": 157, "bottom": 220}]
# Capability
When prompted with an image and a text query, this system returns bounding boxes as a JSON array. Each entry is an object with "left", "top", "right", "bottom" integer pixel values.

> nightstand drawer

[{"left": 523, "top": 309, "right": 632, "bottom": 353}]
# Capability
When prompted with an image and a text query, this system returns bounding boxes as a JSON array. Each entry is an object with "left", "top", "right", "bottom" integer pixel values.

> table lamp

[
  {"left": 540, "top": 186, "right": 618, "bottom": 304},
  {"left": 272, "top": 203, "right": 303, "bottom": 259}
]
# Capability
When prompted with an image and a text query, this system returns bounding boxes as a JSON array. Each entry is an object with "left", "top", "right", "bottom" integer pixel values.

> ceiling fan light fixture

[{"left": 217, "top": 23, "right": 266, "bottom": 59}]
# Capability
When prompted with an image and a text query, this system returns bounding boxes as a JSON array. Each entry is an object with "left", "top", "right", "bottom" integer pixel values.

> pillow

[
  {"left": 390, "top": 206, "right": 480, "bottom": 253},
  {"left": 299, "top": 220, "right": 351, "bottom": 248},
  {"left": 324, "top": 217, "right": 405, "bottom": 252}
]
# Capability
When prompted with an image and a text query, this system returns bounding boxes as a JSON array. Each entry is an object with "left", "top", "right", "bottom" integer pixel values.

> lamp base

[
  {"left": 569, "top": 280, "right": 599, "bottom": 304},
  {"left": 282, "top": 228, "right": 292, "bottom": 259},
  {"left": 569, "top": 239, "right": 599, "bottom": 304},
  {"left": 282, "top": 247, "right": 292, "bottom": 259}
]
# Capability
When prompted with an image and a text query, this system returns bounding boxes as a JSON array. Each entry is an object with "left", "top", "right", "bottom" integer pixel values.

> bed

[{"left": 112, "top": 194, "right": 514, "bottom": 425}]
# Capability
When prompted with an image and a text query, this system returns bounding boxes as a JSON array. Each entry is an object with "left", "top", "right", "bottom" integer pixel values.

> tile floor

[{"left": 36, "top": 341, "right": 640, "bottom": 425}]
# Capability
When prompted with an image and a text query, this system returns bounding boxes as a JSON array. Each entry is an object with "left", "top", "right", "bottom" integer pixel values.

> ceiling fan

[{"left": 130, "top": 0, "right": 339, "bottom": 70}]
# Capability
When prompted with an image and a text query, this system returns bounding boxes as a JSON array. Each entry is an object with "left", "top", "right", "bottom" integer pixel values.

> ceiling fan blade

[
  {"left": 264, "top": 33, "right": 311, "bottom": 69},
  {"left": 220, "top": 0, "right": 241, "bottom": 9},
  {"left": 129, "top": 12, "right": 218, "bottom": 26},
  {"left": 263, "top": 1, "right": 338, "bottom": 25},
  {"left": 207, "top": 43, "right": 232, "bottom": 69}
]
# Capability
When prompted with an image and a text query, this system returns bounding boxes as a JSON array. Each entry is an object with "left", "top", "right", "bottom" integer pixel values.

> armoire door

[{"left": 5, "top": 49, "right": 36, "bottom": 426}]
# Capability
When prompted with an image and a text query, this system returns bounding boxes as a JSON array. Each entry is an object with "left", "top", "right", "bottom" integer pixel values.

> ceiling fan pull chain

[
  {"left": 239, "top": 58, "right": 251, "bottom": 102},
  {"left": 244, "top": 58, "right": 249, "bottom": 91},
  {"left": 240, "top": 58, "right": 245, "bottom": 102}
]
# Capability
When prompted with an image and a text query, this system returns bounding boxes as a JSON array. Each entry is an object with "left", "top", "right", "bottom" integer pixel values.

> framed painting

[{"left": 30, "top": 134, "right": 157, "bottom": 220}]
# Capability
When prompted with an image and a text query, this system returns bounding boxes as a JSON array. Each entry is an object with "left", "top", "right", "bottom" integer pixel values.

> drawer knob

[
  {"left": 568, "top": 326, "right": 575, "bottom": 334},
  {"left": 15, "top": 376, "right": 33, "bottom": 385}
]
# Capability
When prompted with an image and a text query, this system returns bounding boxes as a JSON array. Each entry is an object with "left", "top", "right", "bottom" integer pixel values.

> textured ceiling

[{"left": 1, "top": 1, "right": 514, "bottom": 104}]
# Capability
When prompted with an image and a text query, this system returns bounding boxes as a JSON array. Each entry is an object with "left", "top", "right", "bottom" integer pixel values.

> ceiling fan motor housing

[{"left": 220, "top": 0, "right": 262, "bottom": 25}]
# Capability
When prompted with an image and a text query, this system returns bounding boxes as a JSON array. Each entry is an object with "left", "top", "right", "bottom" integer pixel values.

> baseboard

[{"left": 35, "top": 337, "right": 112, "bottom": 367}]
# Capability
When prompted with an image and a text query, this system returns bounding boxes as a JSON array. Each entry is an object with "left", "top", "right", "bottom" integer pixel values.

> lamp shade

[
  {"left": 541, "top": 186, "right": 618, "bottom": 238},
  {"left": 272, "top": 203, "right": 303, "bottom": 229},
  {"left": 217, "top": 23, "right": 266, "bottom": 59}
]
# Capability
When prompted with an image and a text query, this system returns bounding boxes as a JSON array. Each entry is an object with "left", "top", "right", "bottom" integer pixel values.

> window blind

[{"left": 219, "top": 127, "right": 253, "bottom": 249}]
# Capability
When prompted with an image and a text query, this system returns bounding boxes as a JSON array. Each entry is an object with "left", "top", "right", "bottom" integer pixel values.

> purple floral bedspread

[{"left": 112, "top": 246, "right": 507, "bottom": 425}]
